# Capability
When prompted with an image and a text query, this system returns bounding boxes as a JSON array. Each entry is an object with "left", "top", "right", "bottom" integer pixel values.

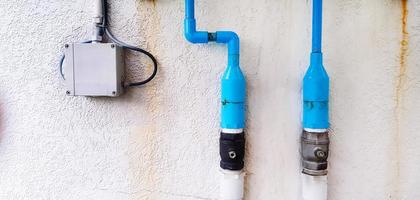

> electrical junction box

[{"left": 64, "top": 43, "right": 125, "bottom": 97}]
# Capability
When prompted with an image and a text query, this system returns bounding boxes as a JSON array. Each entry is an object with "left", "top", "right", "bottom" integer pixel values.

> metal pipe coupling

[{"left": 301, "top": 130, "right": 329, "bottom": 176}]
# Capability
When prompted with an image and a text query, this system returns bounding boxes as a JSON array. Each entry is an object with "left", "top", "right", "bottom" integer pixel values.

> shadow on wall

[{"left": 0, "top": 101, "right": 4, "bottom": 142}]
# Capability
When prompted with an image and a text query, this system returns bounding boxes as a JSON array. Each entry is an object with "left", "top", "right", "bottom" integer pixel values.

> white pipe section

[
  {"left": 220, "top": 169, "right": 244, "bottom": 200},
  {"left": 304, "top": 128, "right": 327, "bottom": 133},
  {"left": 93, "top": 0, "right": 103, "bottom": 22},
  {"left": 92, "top": 0, "right": 104, "bottom": 42},
  {"left": 302, "top": 128, "right": 328, "bottom": 200},
  {"left": 222, "top": 129, "right": 244, "bottom": 134},
  {"left": 220, "top": 128, "right": 244, "bottom": 200},
  {"left": 302, "top": 174, "right": 327, "bottom": 200}
]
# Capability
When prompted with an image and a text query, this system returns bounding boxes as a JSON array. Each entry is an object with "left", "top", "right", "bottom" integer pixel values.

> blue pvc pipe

[
  {"left": 184, "top": 0, "right": 208, "bottom": 43},
  {"left": 312, "top": 0, "right": 322, "bottom": 53},
  {"left": 185, "top": 0, "right": 195, "bottom": 19},
  {"left": 303, "top": 0, "right": 329, "bottom": 129},
  {"left": 184, "top": 0, "right": 245, "bottom": 129}
]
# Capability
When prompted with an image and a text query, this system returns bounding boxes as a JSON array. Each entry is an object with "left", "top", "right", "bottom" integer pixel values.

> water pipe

[
  {"left": 184, "top": 0, "right": 246, "bottom": 199},
  {"left": 301, "top": 0, "right": 330, "bottom": 199}
]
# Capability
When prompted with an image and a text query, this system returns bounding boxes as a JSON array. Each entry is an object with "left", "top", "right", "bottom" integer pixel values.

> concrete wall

[{"left": 0, "top": 0, "right": 419, "bottom": 199}]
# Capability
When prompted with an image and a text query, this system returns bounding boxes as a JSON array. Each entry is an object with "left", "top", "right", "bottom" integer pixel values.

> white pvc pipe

[
  {"left": 304, "top": 128, "right": 328, "bottom": 133},
  {"left": 220, "top": 169, "right": 244, "bottom": 200},
  {"left": 220, "top": 128, "right": 244, "bottom": 199},
  {"left": 93, "top": 0, "right": 103, "bottom": 21},
  {"left": 91, "top": 0, "right": 104, "bottom": 42},
  {"left": 302, "top": 174, "right": 327, "bottom": 200},
  {"left": 302, "top": 128, "right": 328, "bottom": 200},
  {"left": 222, "top": 129, "right": 244, "bottom": 134}
]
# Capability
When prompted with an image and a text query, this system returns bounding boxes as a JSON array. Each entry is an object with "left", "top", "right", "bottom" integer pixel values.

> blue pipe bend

[
  {"left": 184, "top": 19, "right": 208, "bottom": 43},
  {"left": 184, "top": 0, "right": 245, "bottom": 129},
  {"left": 216, "top": 31, "right": 240, "bottom": 56},
  {"left": 184, "top": 21, "right": 240, "bottom": 57}
]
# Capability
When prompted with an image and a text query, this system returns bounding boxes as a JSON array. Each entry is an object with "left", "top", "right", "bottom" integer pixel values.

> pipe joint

[
  {"left": 92, "top": 0, "right": 105, "bottom": 42},
  {"left": 303, "top": 53, "right": 329, "bottom": 128},
  {"left": 93, "top": 0, "right": 104, "bottom": 24},
  {"left": 220, "top": 132, "right": 245, "bottom": 170},
  {"left": 301, "top": 130, "right": 329, "bottom": 176},
  {"left": 184, "top": 19, "right": 209, "bottom": 43},
  {"left": 92, "top": 26, "right": 105, "bottom": 42},
  {"left": 216, "top": 31, "right": 240, "bottom": 55},
  {"left": 208, "top": 32, "right": 217, "bottom": 42},
  {"left": 221, "top": 64, "right": 245, "bottom": 129}
]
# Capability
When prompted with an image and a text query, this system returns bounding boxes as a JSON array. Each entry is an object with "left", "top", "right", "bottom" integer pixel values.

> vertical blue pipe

[
  {"left": 185, "top": 0, "right": 195, "bottom": 19},
  {"left": 312, "top": 0, "right": 322, "bottom": 53},
  {"left": 184, "top": 0, "right": 245, "bottom": 129},
  {"left": 303, "top": 0, "right": 329, "bottom": 129}
]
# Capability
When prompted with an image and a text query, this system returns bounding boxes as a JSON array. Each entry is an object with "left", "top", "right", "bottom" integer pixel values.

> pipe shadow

[{"left": 0, "top": 101, "right": 4, "bottom": 143}]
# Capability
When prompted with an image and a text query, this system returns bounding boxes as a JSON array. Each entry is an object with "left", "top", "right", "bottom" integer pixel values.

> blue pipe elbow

[
  {"left": 184, "top": 0, "right": 208, "bottom": 44},
  {"left": 184, "top": 0, "right": 245, "bottom": 129},
  {"left": 303, "top": 53, "right": 329, "bottom": 129},
  {"left": 184, "top": 19, "right": 208, "bottom": 43},
  {"left": 216, "top": 31, "right": 240, "bottom": 56}
]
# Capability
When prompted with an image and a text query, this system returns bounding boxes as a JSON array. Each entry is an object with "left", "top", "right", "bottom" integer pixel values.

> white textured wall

[{"left": 0, "top": 0, "right": 419, "bottom": 199}]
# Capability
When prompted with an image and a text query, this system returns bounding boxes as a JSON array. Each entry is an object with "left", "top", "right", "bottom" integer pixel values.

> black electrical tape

[{"left": 220, "top": 132, "right": 245, "bottom": 170}]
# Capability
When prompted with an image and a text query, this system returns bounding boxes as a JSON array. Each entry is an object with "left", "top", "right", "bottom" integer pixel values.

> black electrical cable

[
  {"left": 100, "top": 0, "right": 108, "bottom": 32},
  {"left": 105, "top": 29, "right": 158, "bottom": 87},
  {"left": 102, "top": 0, "right": 157, "bottom": 87}
]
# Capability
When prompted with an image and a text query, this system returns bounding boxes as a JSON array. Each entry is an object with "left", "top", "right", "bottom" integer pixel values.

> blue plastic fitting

[
  {"left": 184, "top": 19, "right": 208, "bottom": 43},
  {"left": 216, "top": 31, "right": 240, "bottom": 56},
  {"left": 303, "top": 53, "right": 329, "bottom": 129},
  {"left": 221, "top": 54, "right": 245, "bottom": 129},
  {"left": 184, "top": 0, "right": 245, "bottom": 129},
  {"left": 303, "top": 0, "right": 329, "bottom": 129}
]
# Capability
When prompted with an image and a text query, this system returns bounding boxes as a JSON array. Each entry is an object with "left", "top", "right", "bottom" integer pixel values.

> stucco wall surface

[{"left": 0, "top": 0, "right": 419, "bottom": 199}]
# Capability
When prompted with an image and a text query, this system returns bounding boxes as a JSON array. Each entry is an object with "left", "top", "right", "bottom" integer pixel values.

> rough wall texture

[{"left": 0, "top": 0, "right": 419, "bottom": 199}]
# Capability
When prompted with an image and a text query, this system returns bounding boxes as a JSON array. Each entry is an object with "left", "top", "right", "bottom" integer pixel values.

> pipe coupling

[
  {"left": 220, "top": 132, "right": 245, "bottom": 170},
  {"left": 301, "top": 130, "right": 329, "bottom": 176},
  {"left": 208, "top": 32, "right": 217, "bottom": 42}
]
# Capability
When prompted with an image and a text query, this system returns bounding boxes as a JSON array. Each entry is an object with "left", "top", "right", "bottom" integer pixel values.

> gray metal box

[{"left": 64, "top": 43, "right": 125, "bottom": 97}]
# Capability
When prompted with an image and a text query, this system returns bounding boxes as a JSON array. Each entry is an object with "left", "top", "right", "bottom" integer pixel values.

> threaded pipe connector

[{"left": 301, "top": 130, "right": 329, "bottom": 176}]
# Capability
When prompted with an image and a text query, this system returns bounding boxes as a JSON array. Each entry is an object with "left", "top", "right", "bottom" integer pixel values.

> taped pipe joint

[{"left": 220, "top": 131, "right": 245, "bottom": 170}]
